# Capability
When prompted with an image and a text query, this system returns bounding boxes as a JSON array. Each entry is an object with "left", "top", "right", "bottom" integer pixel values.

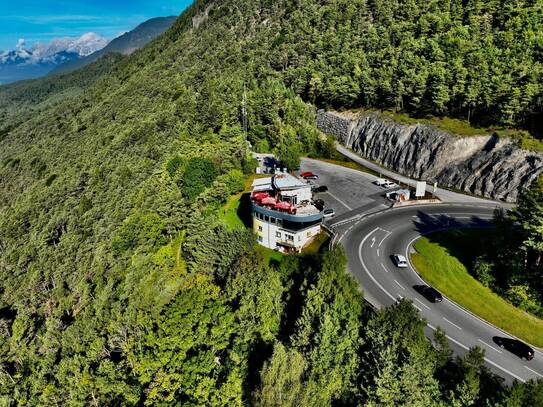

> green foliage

[
  {"left": 0, "top": 0, "right": 542, "bottom": 404},
  {"left": 112, "top": 212, "right": 167, "bottom": 254},
  {"left": 180, "top": 158, "right": 220, "bottom": 201}
]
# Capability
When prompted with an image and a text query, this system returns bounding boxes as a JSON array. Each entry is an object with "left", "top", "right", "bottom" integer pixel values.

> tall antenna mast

[{"left": 242, "top": 83, "right": 248, "bottom": 136}]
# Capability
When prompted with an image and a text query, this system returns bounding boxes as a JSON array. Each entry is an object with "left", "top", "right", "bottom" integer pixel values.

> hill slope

[
  {"left": 0, "top": 0, "right": 542, "bottom": 405},
  {"left": 50, "top": 16, "right": 177, "bottom": 75},
  {"left": 0, "top": 53, "right": 125, "bottom": 137}
]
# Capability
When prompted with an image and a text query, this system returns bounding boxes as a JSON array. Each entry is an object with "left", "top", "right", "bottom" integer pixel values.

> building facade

[{"left": 251, "top": 173, "right": 323, "bottom": 253}]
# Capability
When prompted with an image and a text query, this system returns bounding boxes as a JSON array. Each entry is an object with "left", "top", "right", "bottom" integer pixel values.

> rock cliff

[{"left": 315, "top": 111, "right": 543, "bottom": 202}]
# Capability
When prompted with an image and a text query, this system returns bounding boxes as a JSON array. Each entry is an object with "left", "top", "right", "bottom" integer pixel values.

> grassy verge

[{"left": 411, "top": 235, "right": 543, "bottom": 347}]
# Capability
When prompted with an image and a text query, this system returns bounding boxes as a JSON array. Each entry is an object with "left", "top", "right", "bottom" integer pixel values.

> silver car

[{"left": 392, "top": 254, "right": 408, "bottom": 268}]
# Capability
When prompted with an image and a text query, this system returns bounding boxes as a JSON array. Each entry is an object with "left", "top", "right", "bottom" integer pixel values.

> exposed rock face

[{"left": 316, "top": 111, "right": 543, "bottom": 202}]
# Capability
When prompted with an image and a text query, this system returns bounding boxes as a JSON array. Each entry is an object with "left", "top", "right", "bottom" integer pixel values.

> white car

[
  {"left": 392, "top": 254, "right": 408, "bottom": 268},
  {"left": 374, "top": 178, "right": 387, "bottom": 186},
  {"left": 323, "top": 208, "right": 335, "bottom": 218},
  {"left": 382, "top": 180, "right": 398, "bottom": 189}
]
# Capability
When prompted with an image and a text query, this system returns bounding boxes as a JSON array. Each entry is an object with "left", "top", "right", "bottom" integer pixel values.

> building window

[
  {"left": 276, "top": 219, "right": 282, "bottom": 226},
  {"left": 298, "top": 235, "right": 301, "bottom": 241},
  {"left": 265, "top": 215, "right": 269, "bottom": 222},
  {"left": 271, "top": 217, "right": 276, "bottom": 224},
  {"left": 286, "top": 234, "right": 294, "bottom": 241},
  {"left": 258, "top": 236, "right": 263, "bottom": 242},
  {"left": 276, "top": 231, "right": 281, "bottom": 238},
  {"left": 258, "top": 225, "right": 263, "bottom": 232}
]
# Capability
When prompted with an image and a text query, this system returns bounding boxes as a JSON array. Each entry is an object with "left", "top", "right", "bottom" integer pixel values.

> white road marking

[
  {"left": 347, "top": 207, "right": 529, "bottom": 383},
  {"left": 477, "top": 339, "right": 502, "bottom": 354},
  {"left": 380, "top": 263, "right": 389, "bottom": 273},
  {"left": 378, "top": 230, "right": 392, "bottom": 247},
  {"left": 358, "top": 228, "right": 397, "bottom": 303},
  {"left": 443, "top": 317, "right": 463, "bottom": 330},
  {"left": 414, "top": 298, "right": 431, "bottom": 310},
  {"left": 394, "top": 280, "right": 405, "bottom": 290},
  {"left": 324, "top": 191, "right": 352, "bottom": 211},
  {"left": 426, "top": 324, "right": 526, "bottom": 383},
  {"left": 413, "top": 304, "right": 422, "bottom": 311},
  {"left": 377, "top": 248, "right": 380, "bottom": 257},
  {"left": 524, "top": 366, "right": 543, "bottom": 378},
  {"left": 371, "top": 237, "right": 376, "bottom": 248}
]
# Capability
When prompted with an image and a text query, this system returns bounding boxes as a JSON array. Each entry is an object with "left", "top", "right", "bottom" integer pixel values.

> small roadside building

[{"left": 251, "top": 172, "right": 323, "bottom": 253}]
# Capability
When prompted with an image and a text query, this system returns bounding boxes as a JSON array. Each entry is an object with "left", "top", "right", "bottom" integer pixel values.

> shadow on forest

[{"left": 237, "top": 192, "right": 253, "bottom": 229}]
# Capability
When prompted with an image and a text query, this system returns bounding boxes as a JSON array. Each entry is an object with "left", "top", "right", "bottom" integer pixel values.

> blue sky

[{"left": 0, "top": 0, "right": 192, "bottom": 50}]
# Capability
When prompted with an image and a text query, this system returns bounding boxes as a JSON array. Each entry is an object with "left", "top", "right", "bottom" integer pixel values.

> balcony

[{"left": 252, "top": 201, "right": 323, "bottom": 223}]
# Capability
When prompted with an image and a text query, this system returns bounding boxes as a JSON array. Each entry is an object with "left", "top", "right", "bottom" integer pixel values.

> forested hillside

[
  {"left": 0, "top": 53, "right": 125, "bottom": 140},
  {"left": 0, "top": 0, "right": 542, "bottom": 404}
]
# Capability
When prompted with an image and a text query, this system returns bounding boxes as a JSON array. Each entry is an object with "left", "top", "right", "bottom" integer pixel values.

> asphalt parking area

[{"left": 299, "top": 158, "right": 389, "bottom": 217}]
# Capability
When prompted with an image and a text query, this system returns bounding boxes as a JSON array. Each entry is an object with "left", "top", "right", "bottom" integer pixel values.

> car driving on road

[
  {"left": 492, "top": 337, "right": 535, "bottom": 361},
  {"left": 414, "top": 285, "right": 443, "bottom": 303},
  {"left": 391, "top": 254, "right": 408, "bottom": 268},
  {"left": 323, "top": 208, "right": 335, "bottom": 218}
]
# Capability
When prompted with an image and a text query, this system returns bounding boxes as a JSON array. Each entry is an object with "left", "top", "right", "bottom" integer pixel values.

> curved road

[{"left": 338, "top": 203, "right": 543, "bottom": 383}]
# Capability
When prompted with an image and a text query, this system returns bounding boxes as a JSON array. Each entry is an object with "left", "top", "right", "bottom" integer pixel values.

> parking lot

[{"left": 298, "top": 158, "right": 392, "bottom": 221}]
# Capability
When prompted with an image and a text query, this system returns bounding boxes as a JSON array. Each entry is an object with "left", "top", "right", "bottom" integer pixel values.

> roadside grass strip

[{"left": 411, "top": 237, "right": 543, "bottom": 348}]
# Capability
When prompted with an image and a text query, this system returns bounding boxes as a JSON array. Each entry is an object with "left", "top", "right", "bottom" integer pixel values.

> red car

[{"left": 300, "top": 171, "right": 314, "bottom": 178}]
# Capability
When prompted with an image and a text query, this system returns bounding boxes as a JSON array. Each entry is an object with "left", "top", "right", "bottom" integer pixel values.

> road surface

[
  {"left": 338, "top": 204, "right": 543, "bottom": 383},
  {"left": 299, "top": 157, "right": 543, "bottom": 383}
]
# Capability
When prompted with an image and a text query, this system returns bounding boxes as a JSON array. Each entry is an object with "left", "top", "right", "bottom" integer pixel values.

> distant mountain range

[
  {"left": 0, "top": 16, "right": 176, "bottom": 84},
  {"left": 51, "top": 16, "right": 177, "bottom": 75},
  {"left": 0, "top": 34, "right": 108, "bottom": 84}
]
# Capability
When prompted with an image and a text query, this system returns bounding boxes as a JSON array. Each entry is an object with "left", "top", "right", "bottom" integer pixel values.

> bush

[
  {"left": 472, "top": 256, "right": 495, "bottom": 288},
  {"left": 181, "top": 158, "right": 219, "bottom": 201}
]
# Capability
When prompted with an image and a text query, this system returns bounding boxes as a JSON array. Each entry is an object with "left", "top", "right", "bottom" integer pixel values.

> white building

[{"left": 251, "top": 173, "right": 323, "bottom": 253}]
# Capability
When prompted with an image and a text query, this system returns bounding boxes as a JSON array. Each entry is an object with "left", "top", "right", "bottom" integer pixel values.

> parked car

[
  {"left": 323, "top": 208, "right": 335, "bottom": 218},
  {"left": 414, "top": 285, "right": 443, "bottom": 303},
  {"left": 374, "top": 178, "right": 387, "bottom": 186},
  {"left": 312, "top": 185, "right": 328, "bottom": 193},
  {"left": 492, "top": 337, "right": 534, "bottom": 360},
  {"left": 391, "top": 254, "right": 408, "bottom": 268},
  {"left": 382, "top": 180, "right": 398, "bottom": 188},
  {"left": 300, "top": 171, "right": 314, "bottom": 177},
  {"left": 314, "top": 199, "right": 325, "bottom": 210}
]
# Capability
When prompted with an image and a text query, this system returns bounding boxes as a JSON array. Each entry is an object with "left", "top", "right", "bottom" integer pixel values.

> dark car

[
  {"left": 492, "top": 337, "right": 534, "bottom": 360},
  {"left": 312, "top": 185, "right": 328, "bottom": 193},
  {"left": 414, "top": 285, "right": 443, "bottom": 303},
  {"left": 314, "top": 199, "right": 325, "bottom": 210}
]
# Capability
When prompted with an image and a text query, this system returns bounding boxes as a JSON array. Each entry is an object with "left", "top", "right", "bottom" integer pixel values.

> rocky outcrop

[{"left": 316, "top": 111, "right": 543, "bottom": 202}]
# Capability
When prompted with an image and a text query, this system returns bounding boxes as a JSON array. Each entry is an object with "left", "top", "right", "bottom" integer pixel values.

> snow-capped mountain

[{"left": 0, "top": 33, "right": 109, "bottom": 84}]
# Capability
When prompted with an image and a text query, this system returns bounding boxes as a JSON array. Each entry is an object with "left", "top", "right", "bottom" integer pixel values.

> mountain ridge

[
  {"left": 50, "top": 16, "right": 177, "bottom": 75},
  {"left": 0, "top": 33, "right": 108, "bottom": 84}
]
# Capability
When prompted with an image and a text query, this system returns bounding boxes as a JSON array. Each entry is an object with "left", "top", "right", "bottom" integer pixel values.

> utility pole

[{"left": 242, "top": 83, "right": 248, "bottom": 136}]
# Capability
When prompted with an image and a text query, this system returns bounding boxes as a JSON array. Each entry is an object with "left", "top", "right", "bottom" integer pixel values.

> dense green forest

[{"left": 0, "top": 0, "right": 542, "bottom": 404}]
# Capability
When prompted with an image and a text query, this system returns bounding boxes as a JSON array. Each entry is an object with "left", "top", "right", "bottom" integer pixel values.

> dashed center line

[
  {"left": 380, "top": 263, "right": 389, "bottom": 273},
  {"left": 477, "top": 339, "right": 502, "bottom": 354},
  {"left": 443, "top": 317, "right": 463, "bottom": 330},
  {"left": 376, "top": 248, "right": 380, "bottom": 257},
  {"left": 394, "top": 279, "right": 405, "bottom": 290}
]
